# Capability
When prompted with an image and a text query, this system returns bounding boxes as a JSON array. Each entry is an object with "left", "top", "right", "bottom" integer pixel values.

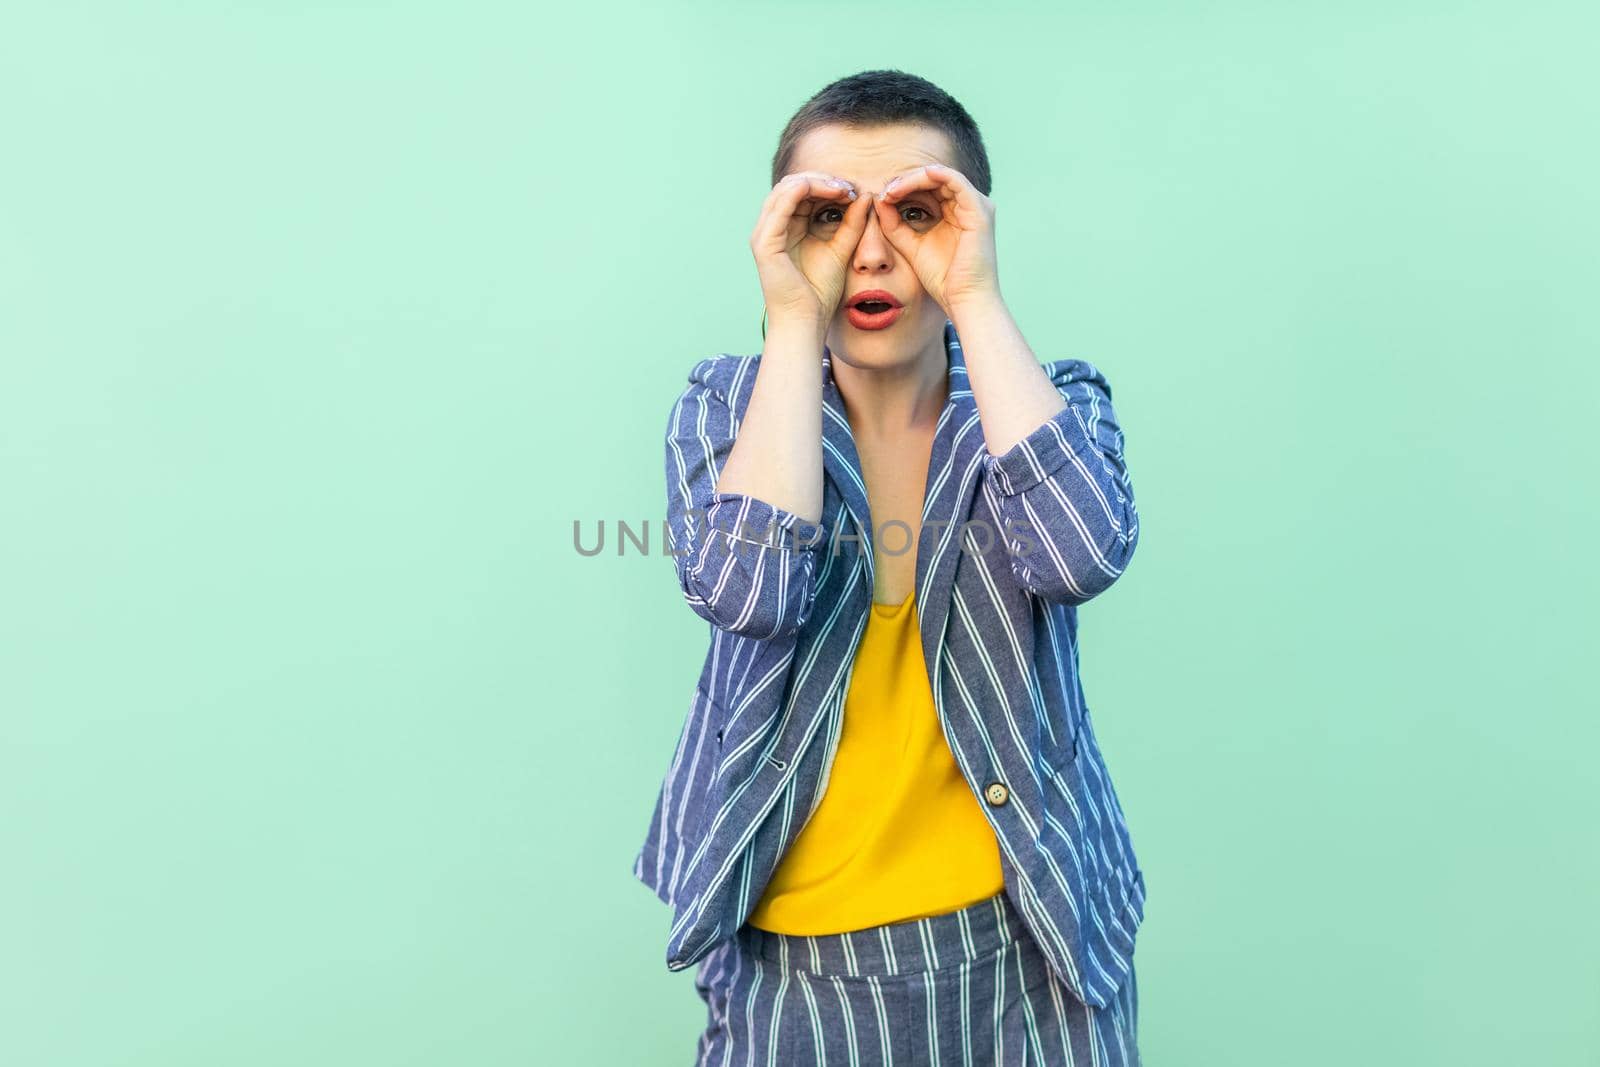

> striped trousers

[{"left": 691, "top": 890, "right": 1139, "bottom": 1066}]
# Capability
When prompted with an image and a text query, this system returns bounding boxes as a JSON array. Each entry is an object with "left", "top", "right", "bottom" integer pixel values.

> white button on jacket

[{"left": 632, "top": 320, "right": 1144, "bottom": 1010}]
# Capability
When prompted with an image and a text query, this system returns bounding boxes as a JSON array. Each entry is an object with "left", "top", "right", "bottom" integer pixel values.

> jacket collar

[{"left": 819, "top": 319, "right": 990, "bottom": 677}]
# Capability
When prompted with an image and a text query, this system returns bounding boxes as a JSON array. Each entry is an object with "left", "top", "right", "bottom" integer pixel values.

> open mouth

[
  {"left": 847, "top": 289, "right": 903, "bottom": 314},
  {"left": 845, "top": 295, "right": 905, "bottom": 330}
]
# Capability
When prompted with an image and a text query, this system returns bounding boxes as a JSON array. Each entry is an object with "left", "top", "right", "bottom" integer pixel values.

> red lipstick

[{"left": 844, "top": 289, "right": 905, "bottom": 331}]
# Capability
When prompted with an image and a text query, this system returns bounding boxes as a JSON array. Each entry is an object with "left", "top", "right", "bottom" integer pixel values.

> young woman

[{"left": 633, "top": 69, "right": 1145, "bottom": 1065}]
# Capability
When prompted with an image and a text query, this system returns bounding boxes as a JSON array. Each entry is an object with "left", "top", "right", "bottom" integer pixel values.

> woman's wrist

[{"left": 762, "top": 313, "right": 829, "bottom": 351}]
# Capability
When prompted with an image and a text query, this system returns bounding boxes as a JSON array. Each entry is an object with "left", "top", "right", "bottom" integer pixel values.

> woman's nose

[{"left": 853, "top": 201, "right": 892, "bottom": 265}]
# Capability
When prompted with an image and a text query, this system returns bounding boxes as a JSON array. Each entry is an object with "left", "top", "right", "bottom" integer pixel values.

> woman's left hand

[{"left": 873, "top": 163, "right": 1001, "bottom": 316}]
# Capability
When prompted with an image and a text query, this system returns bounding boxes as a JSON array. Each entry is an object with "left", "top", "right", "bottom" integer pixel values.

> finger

[
  {"left": 770, "top": 171, "right": 857, "bottom": 214},
  {"left": 827, "top": 186, "right": 876, "bottom": 253},
  {"left": 880, "top": 162, "right": 986, "bottom": 221},
  {"left": 756, "top": 180, "right": 855, "bottom": 256},
  {"left": 779, "top": 171, "right": 859, "bottom": 224},
  {"left": 752, "top": 173, "right": 857, "bottom": 248},
  {"left": 871, "top": 192, "right": 919, "bottom": 257},
  {"left": 752, "top": 175, "right": 816, "bottom": 247},
  {"left": 878, "top": 162, "right": 953, "bottom": 201}
]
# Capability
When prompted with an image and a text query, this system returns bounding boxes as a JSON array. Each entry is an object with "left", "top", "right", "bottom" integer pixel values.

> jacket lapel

[
  {"left": 818, "top": 352, "right": 875, "bottom": 568},
  {"left": 820, "top": 320, "right": 990, "bottom": 690}
]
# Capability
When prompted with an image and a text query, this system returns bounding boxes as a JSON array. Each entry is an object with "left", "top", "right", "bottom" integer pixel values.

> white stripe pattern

[
  {"left": 691, "top": 890, "right": 1139, "bottom": 1064},
  {"left": 638, "top": 320, "right": 1145, "bottom": 1021}
]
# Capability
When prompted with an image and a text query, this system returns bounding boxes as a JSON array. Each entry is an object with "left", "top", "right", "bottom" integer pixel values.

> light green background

[{"left": 4, "top": 3, "right": 1596, "bottom": 1064}]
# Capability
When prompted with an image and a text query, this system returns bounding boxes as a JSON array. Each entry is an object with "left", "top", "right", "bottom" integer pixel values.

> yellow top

[{"left": 747, "top": 588, "right": 1005, "bottom": 935}]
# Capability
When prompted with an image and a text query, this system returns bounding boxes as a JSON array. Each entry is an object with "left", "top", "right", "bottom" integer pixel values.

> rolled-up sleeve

[
  {"left": 981, "top": 358, "right": 1139, "bottom": 605},
  {"left": 665, "top": 361, "right": 829, "bottom": 639}
]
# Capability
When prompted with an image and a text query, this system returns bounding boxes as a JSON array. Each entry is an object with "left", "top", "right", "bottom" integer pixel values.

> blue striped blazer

[{"left": 632, "top": 319, "right": 1145, "bottom": 1010}]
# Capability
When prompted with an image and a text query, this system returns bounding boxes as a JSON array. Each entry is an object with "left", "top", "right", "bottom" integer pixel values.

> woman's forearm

[
  {"left": 949, "top": 294, "right": 1069, "bottom": 458},
  {"left": 714, "top": 315, "right": 827, "bottom": 525}
]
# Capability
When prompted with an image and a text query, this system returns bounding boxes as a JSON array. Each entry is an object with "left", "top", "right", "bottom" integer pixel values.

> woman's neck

[{"left": 833, "top": 341, "right": 949, "bottom": 440}]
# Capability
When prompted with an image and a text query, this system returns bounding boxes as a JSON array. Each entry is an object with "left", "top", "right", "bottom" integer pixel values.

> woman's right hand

[{"left": 749, "top": 172, "right": 875, "bottom": 329}]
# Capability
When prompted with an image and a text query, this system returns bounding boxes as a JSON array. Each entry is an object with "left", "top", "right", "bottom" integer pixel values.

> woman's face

[{"left": 787, "top": 122, "right": 956, "bottom": 374}]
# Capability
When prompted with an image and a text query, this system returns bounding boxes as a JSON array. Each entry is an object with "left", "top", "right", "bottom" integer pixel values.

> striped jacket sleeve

[
  {"left": 665, "top": 358, "right": 831, "bottom": 639},
  {"left": 981, "top": 358, "right": 1139, "bottom": 605}
]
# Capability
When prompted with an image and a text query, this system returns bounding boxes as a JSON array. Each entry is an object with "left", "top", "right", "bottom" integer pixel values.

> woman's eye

[{"left": 809, "top": 203, "right": 936, "bottom": 232}]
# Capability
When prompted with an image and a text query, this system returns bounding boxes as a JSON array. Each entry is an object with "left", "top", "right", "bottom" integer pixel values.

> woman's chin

[
  {"left": 830, "top": 346, "right": 910, "bottom": 373},
  {"left": 828, "top": 321, "right": 935, "bottom": 368}
]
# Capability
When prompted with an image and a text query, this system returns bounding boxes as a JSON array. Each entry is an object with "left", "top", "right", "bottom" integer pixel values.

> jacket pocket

[
  {"left": 1037, "top": 712, "right": 1080, "bottom": 781},
  {"left": 1039, "top": 733, "right": 1114, "bottom": 890},
  {"left": 1042, "top": 725, "right": 1143, "bottom": 907}
]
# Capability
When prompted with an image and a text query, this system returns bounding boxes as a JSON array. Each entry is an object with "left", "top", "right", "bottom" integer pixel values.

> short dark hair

[{"left": 770, "top": 70, "right": 992, "bottom": 196}]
